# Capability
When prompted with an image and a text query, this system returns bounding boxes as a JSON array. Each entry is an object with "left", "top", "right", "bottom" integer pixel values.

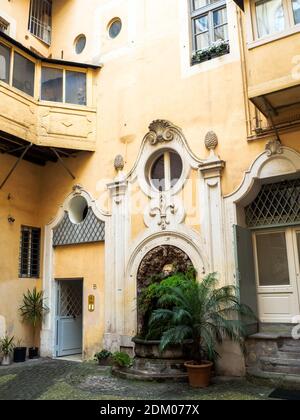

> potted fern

[
  {"left": 0, "top": 335, "right": 15, "bottom": 366},
  {"left": 148, "top": 273, "right": 255, "bottom": 388},
  {"left": 19, "top": 287, "right": 48, "bottom": 359}
]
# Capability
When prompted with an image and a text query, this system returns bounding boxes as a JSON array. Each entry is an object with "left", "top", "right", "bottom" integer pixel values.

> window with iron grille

[
  {"left": 245, "top": 178, "right": 300, "bottom": 228},
  {"left": 19, "top": 226, "right": 41, "bottom": 278},
  {"left": 28, "top": 0, "right": 52, "bottom": 45}
]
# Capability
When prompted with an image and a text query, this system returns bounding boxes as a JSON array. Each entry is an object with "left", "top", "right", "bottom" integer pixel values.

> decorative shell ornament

[
  {"left": 114, "top": 155, "right": 125, "bottom": 172},
  {"left": 204, "top": 131, "right": 218, "bottom": 151}
]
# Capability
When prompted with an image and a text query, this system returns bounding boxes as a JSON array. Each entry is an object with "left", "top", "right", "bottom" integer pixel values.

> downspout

[{"left": 236, "top": 6, "right": 252, "bottom": 137}]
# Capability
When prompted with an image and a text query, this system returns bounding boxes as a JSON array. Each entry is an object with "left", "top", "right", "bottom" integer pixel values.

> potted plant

[
  {"left": 0, "top": 335, "right": 15, "bottom": 366},
  {"left": 148, "top": 273, "right": 255, "bottom": 388},
  {"left": 13, "top": 339, "right": 27, "bottom": 363},
  {"left": 19, "top": 287, "right": 48, "bottom": 359},
  {"left": 112, "top": 352, "right": 133, "bottom": 369},
  {"left": 94, "top": 350, "right": 113, "bottom": 366}
]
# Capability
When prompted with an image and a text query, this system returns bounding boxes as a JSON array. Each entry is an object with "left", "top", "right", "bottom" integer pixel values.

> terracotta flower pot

[{"left": 184, "top": 361, "right": 213, "bottom": 388}]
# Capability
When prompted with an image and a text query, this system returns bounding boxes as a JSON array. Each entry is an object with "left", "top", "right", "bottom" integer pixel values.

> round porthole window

[
  {"left": 108, "top": 18, "right": 122, "bottom": 39},
  {"left": 69, "top": 196, "right": 89, "bottom": 224},
  {"left": 74, "top": 34, "right": 86, "bottom": 54},
  {"left": 149, "top": 150, "right": 183, "bottom": 191}
]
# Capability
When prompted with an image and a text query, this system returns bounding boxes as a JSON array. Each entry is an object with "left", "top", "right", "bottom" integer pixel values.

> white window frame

[
  {"left": 190, "top": 0, "right": 229, "bottom": 52},
  {"left": 249, "top": 0, "right": 300, "bottom": 43},
  {"left": 149, "top": 150, "right": 183, "bottom": 192}
]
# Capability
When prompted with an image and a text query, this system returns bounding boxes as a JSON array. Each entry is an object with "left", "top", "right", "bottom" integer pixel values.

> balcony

[
  {"left": 0, "top": 32, "right": 100, "bottom": 164},
  {"left": 236, "top": 0, "right": 300, "bottom": 131}
]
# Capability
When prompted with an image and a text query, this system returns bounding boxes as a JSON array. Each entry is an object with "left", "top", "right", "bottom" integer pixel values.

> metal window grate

[
  {"left": 245, "top": 178, "right": 300, "bottom": 228},
  {"left": 19, "top": 226, "right": 41, "bottom": 278},
  {"left": 53, "top": 207, "right": 105, "bottom": 247},
  {"left": 28, "top": 0, "right": 52, "bottom": 45},
  {"left": 59, "top": 281, "right": 82, "bottom": 318}
]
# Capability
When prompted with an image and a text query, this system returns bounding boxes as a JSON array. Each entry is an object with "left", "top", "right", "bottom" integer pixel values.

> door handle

[{"left": 73, "top": 315, "right": 76, "bottom": 320}]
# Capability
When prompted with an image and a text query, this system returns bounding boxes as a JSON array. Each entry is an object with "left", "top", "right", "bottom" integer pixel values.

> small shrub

[
  {"left": 112, "top": 352, "right": 132, "bottom": 368},
  {"left": 94, "top": 349, "right": 112, "bottom": 363}
]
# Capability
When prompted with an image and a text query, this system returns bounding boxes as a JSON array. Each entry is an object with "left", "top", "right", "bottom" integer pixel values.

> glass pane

[
  {"left": 292, "top": 0, "right": 300, "bottom": 24},
  {"left": 256, "top": 232, "right": 290, "bottom": 286},
  {"left": 170, "top": 152, "right": 183, "bottom": 188},
  {"left": 255, "top": 0, "right": 285, "bottom": 38},
  {"left": 13, "top": 52, "right": 35, "bottom": 96},
  {"left": 109, "top": 19, "right": 122, "bottom": 38},
  {"left": 193, "top": 0, "right": 220, "bottom": 10},
  {"left": 195, "top": 32, "right": 210, "bottom": 50},
  {"left": 65, "top": 71, "right": 86, "bottom": 105},
  {"left": 0, "top": 43, "right": 10, "bottom": 83},
  {"left": 151, "top": 154, "right": 165, "bottom": 191},
  {"left": 214, "top": 24, "right": 228, "bottom": 41},
  {"left": 213, "top": 7, "right": 228, "bottom": 26},
  {"left": 75, "top": 35, "right": 86, "bottom": 54},
  {"left": 194, "top": 15, "right": 209, "bottom": 34},
  {"left": 41, "top": 67, "right": 63, "bottom": 102}
]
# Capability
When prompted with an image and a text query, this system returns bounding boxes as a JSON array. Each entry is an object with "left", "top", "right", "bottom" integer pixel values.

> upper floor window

[
  {"left": 149, "top": 150, "right": 183, "bottom": 191},
  {"left": 13, "top": 52, "right": 35, "bottom": 96},
  {"left": 190, "top": 0, "right": 229, "bottom": 64},
  {"left": 0, "top": 43, "right": 11, "bottom": 84},
  {"left": 252, "top": 0, "right": 300, "bottom": 40},
  {"left": 41, "top": 66, "right": 87, "bottom": 105},
  {"left": 0, "top": 16, "right": 10, "bottom": 35},
  {"left": 28, "top": 0, "right": 52, "bottom": 45},
  {"left": 19, "top": 226, "right": 41, "bottom": 279}
]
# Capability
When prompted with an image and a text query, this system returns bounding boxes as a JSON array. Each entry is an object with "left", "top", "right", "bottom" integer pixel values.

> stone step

[
  {"left": 278, "top": 351, "right": 300, "bottom": 360},
  {"left": 279, "top": 339, "right": 300, "bottom": 349},
  {"left": 261, "top": 357, "right": 300, "bottom": 375}
]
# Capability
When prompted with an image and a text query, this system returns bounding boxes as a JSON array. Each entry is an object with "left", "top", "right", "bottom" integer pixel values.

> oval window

[
  {"left": 108, "top": 18, "right": 122, "bottom": 39},
  {"left": 75, "top": 34, "right": 86, "bottom": 54},
  {"left": 150, "top": 151, "right": 183, "bottom": 191},
  {"left": 69, "top": 196, "right": 89, "bottom": 224}
]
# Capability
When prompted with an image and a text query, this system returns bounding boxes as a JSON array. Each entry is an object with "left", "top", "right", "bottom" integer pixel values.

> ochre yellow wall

[{"left": 54, "top": 243, "right": 105, "bottom": 358}]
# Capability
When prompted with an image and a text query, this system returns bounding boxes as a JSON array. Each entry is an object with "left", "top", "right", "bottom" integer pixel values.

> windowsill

[
  {"left": 247, "top": 25, "right": 300, "bottom": 50},
  {"left": 38, "top": 99, "right": 93, "bottom": 111},
  {"left": 191, "top": 48, "right": 230, "bottom": 66}
]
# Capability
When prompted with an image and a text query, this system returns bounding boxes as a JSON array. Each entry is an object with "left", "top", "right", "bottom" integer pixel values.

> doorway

[
  {"left": 56, "top": 279, "right": 83, "bottom": 357},
  {"left": 253, "top": 228, "right": 300, "bottom": 322}
]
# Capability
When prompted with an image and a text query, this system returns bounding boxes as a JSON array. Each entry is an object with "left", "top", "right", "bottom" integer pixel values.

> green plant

[
  {"left": 19, "top": 287, "right": 48, "bottom": 348},
  {"left": 148, "top": 273, "right": 256, "bottom": 364},
  {"left": 0, "top": 335, "right": 15, "bottom": 356},
  {"left": 138, "top": 267, "right": 196, "bottom": 338},
  {"left": 94, "top": 349, "right": 112, "bottom": 362},
  {"left": 112, "top": 352, "right": 133, "bottom": 368}
]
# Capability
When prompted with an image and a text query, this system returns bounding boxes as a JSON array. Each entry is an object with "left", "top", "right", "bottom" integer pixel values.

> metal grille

[
  {"left": 53, "top": 207, "right": 105, "bottom": 247},
  {"left": 19, "top": 226, "right": 41, "bottom": 278},
  {"left": 245, "top": 179, "right": 300, "bottom": 228},
  {"left": 59, "top": 281, "right": 82, "bottom": 317},
  {"left": 28, "top": 0, "right": 52, "bottom": 45}
]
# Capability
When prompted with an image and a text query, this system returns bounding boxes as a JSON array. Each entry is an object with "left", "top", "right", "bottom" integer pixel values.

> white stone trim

[
  {"left": 223, "top": 146, "right": 300, "bottom": 287},
  {"left": 40, "top": 186, "right": 110, "bottom": 358}
]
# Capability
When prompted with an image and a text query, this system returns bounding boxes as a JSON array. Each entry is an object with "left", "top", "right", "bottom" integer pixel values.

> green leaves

[
  {"left": 0, "top": 335, "right": 15, "bottom": 356},
  {"left": 148, "top": 273, "right": 256, "bottom": 363},
  {"left": 19, "top": 287, "right": 48, "bottom": 328}
]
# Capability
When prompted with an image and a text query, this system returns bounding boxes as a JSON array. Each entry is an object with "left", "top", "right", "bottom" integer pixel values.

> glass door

[{"left": 253, "top": 229, "right": 300, "bottom": 322}]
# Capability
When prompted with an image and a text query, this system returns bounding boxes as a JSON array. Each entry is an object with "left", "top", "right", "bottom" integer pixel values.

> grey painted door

[
  {"left": 56, "top": 280, "right": 83, "bottom": 357},
  {"left": 234, "top": 225, "right": 258, "bottom": 334}
]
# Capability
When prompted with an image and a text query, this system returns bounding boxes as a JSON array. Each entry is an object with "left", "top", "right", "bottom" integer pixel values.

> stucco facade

[{"left": 1, "top": 0, "right": 300, "bottom": 376}]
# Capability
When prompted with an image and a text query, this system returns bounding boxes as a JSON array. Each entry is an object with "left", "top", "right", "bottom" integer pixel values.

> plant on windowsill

[
  {"left": 192, "top": 40, "right": 230, "bottom": 65},
  {"left": 19, "top": 287, "right": 48, "bottom": 360},
  {"left": 94, "top": 350, "right": 113, "bottom": 366},
  {"left": 148, "top": 273, "right": 256, "bottom": 388},
  {"left": 0, "top": 334, "right": 15, "bottom": 366}
]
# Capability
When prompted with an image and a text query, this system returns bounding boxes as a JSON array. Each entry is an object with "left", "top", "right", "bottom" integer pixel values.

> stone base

[{"left": 112, "top": 357, "right": 188, "bottom": 382}]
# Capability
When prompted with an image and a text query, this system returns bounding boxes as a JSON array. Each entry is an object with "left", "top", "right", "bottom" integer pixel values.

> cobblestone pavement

[{"left": 0, "top": 359, "right": 274, "bottom": 400}]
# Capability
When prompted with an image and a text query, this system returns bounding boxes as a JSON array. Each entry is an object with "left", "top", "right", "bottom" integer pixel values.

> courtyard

[{"left": 0, "top": 358, "right": 280, "bottom": 401}]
